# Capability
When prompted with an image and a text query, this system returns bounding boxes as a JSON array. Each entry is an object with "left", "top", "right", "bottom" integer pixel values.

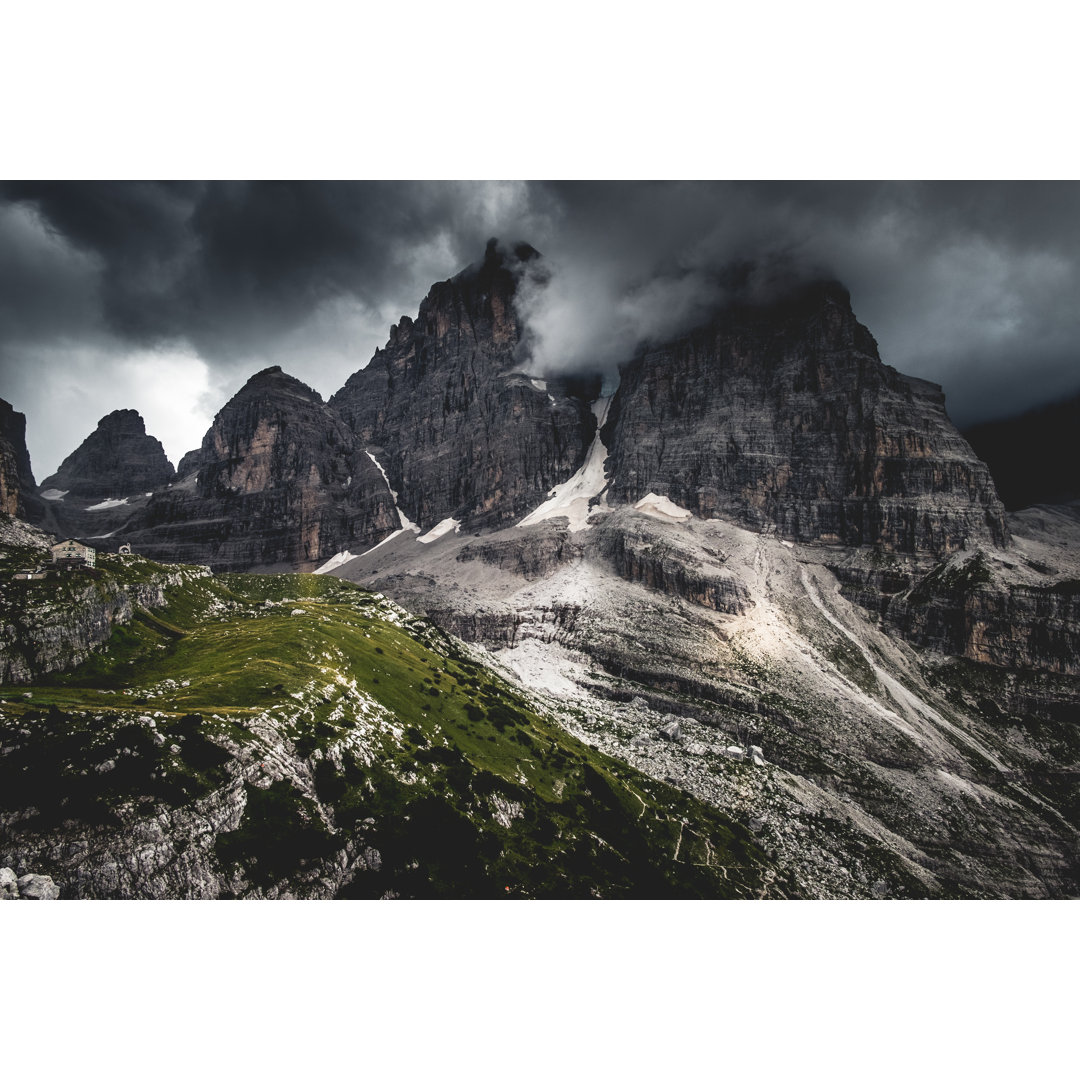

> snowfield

[{"left": 517, "top": 396, "right": 613, "bottom": 532}]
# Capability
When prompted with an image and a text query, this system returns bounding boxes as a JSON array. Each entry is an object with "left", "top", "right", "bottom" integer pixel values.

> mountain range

[{"left": 1, "top": 240, "right": 1077, "bottom": 899}]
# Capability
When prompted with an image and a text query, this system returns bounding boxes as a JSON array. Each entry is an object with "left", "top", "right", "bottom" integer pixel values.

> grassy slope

[{"left": 0, "top": 553, "right": 793, "bottom": 898}]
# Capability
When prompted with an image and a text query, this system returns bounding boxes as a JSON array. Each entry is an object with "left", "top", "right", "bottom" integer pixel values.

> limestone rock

[
  {"left": 0, "top": 866, "right": 19, "bottom": 898},
  {"left": 659, "top": 719, "right": 683, "bottom": 742},
  {"left": 17, "top": 873, "right": 60, "bottom": 900}
]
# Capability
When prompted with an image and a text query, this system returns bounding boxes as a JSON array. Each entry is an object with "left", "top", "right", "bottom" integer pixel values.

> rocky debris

[
  {"left": 340, "top": 507, "right": 1079, "bottom": 898},
  {"left": 330, "top": 240, "right": 600, "bottom": 531},
  {"left": 601, "top": 280, "right": 1009, "bottom": 557},
  {"left": 113, "top": 367, "right": 399, "bottom": 571},
  {"left": 1, "top": 870, "right": 60, "bottom": 899},
  {"left": 41, "top": 409, "right": 175, "bottom": 499}
]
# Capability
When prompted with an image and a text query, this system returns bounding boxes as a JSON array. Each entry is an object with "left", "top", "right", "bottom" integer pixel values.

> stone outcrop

[
  {"left": 41, "top": 409, "right": 175, "bottom": 498},
  {"left": 601, "top": 281, "right": 1009, "bottom": 556},
  {"left": 330, "top": 239, "right": 600, "bottom": 530},
  {"left": 114, "top": 367, "right": 399, "bottom": 571}
]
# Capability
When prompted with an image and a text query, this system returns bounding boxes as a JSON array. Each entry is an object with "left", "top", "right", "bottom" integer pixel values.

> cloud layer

[{"left": 1, "top": 181, "right": 1078, "bottom": 477}]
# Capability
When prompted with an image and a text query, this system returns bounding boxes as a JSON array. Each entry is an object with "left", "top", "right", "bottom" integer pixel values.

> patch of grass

[{"left": 2, "top": 560, "right": 794, "bottom": 898}]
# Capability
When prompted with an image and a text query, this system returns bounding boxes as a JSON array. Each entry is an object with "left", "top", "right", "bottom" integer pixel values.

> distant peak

[{"left": 98, "top": 408, "right": 146, "bottom": 433}]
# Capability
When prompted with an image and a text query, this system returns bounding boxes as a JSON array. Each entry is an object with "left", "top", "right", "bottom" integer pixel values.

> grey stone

[
  {"left": 659, "top": 719, "right": 682, "bottom": 742},
  {"left": 0, "top": 866, "right": 19, "bottom": 899},
  {"left": 17, "top": 873, "right": 60, "bottom": 900}
]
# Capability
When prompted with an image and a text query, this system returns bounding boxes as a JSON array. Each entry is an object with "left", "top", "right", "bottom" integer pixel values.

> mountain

[
  {"left": 2, "top": 244, "right": 1078, "bottom": 899},
  {"left": 40, "top": 409, "right": 175, "bottom": 499},
  {"left": 603, "top": 280, "right": 1009, "bottom": 556},
  {"left": 330, "top": 240, "right": 601, "bottom": 530},
  {"left": 963, "top": 390, "right": 1080, "bottom": 510},
  {"left": 112, "top": 367, "right": 400, "bottom": 571}
]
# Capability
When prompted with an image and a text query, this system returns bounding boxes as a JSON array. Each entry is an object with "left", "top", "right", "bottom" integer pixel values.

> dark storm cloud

[
  {"left": 0, "top": 180, "right": 551, "bottom": 363},
  {"left": 1, "top": 180, "right": 1079, "bottom": 476},
  {"left": 519, "top": 181, "right": 1080, "bottom": 427}
]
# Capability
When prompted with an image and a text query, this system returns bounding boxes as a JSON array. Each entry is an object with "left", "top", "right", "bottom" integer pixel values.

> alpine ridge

[{"left": 3, "top": 242, "right": 1078, "bottom": 900}]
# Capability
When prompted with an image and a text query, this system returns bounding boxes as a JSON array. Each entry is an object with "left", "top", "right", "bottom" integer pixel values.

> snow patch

[
  {"left": 40, "top": 489, "right": 68, "bottom": 501},
  {"left": 87, "top": 530, "right": 118, "bottom": 539},
  {"left": 365, "top": 451, "right": 419, "bottom": 532},
  {"left": 313, "top": 550, "right": 356, "bottom": 575},
  {"left": 529, "top": 378, "right": 547, "bottom": 392},
  {"left": 85, "top": 497, "right": 129, "bottom": 511},
  {"left": 633, "top": 492, "right": 692, "bottom": 522},
  {"left": 417, "top": 517, "right": 460, "bottom": 544},
  {"left": 517, "top": 396, "right": 612, "bottom": 532}
]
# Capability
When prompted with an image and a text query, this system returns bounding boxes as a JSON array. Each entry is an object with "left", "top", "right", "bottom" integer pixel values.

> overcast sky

[{"left": 1, "top": 180, "right": 1078, "bottom": 480}]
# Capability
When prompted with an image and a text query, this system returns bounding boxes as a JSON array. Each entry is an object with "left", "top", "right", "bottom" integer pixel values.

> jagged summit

[
  {"left": 330, "top": 239, "right": 594, "bottom": 531},
  {"left": 40, "top": 407, "right": 174, "bottom": 499}
]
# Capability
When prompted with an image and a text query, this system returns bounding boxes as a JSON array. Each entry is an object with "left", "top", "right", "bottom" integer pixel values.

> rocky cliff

[
  {"left": 0, "top": 399, "right": 42, "bottom": 522},
  {"left": 330, "top": 240, "right": 600, "bottom": 530},
  {"left": 40, "top": 409, "right": 175, "bottom": 498},
  {"left": 114, "top": 367, "right": 399, "bottom": 571},
  {"left": 602, "top": 281, "right": 1009, "bottom": 557}
]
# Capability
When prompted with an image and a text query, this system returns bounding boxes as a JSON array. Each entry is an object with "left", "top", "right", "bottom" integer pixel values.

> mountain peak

[
  {"left": 238, "top": 366, "right": 321, "bottom": 401},
  {"left": 40, "top": 407, "right": 174, "bottom": 499}
]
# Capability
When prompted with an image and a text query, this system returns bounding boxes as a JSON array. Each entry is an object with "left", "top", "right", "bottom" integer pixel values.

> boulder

[
  {"left": 17, "top": 873, "right": 60, "bottom": 900},
  {"left": 0, "top": 866, "right": 19, "bottom": 899},
  {"left": 659, "top": 719, "right": 682, "bottom": 742}
]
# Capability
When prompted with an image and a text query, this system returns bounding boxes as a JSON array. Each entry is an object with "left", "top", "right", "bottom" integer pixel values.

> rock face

[
  {"left": 0, "top": 398, "right": 40, "bottom": 520},
  {"left": 40, "top": 409, "right": 175, "bottom": 498},
  {"left": 602, "top": 281, "right": 1009, "bottom": 556},
  {"left": 116, "top": 367, "right": 398, "bottom": 571},
  {"left": 330, "top": 240, "right": 599, "bottom": 530}
]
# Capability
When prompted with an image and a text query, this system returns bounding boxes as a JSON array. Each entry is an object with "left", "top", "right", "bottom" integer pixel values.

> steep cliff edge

[
  {"left": 114, "top": 367, "right": 399, "bottom": 571},
  {"left": 0, "top": 398, "right": 46, "bottom": 524},
  {"left": 330, "top": 240, "right": 600, "bottom": 530},
  {"left": 602, "top": 281, "right": 1009, "bottom": 556}
]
